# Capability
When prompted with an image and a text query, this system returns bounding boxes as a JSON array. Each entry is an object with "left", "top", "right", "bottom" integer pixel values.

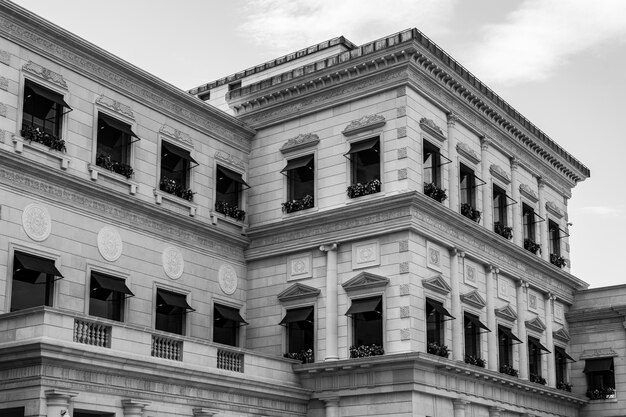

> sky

[{"left": 9, "top": 0, "right": 626, "bottom": 288}]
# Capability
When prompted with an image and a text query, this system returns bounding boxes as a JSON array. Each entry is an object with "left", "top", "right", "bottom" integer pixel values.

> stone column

[
  {"left": 516, "top": 280, "right": 529, "bottom": 380},
  {"left": 122, "top": 400, "right": 151, "bottom": 417},
  {"left": 480, "top": 138, "right": 493, "bottom": 229},
  {"left": 545, "top": 293, "right": 556, "bottom": 387},
  {"left": 450, "top": 248, "right": 464, "bottom": 361},
  {"left": 485, "top": 265, "right": 498, "bottom": 371},
  {"left": 45, "top": 390, "right": 77, "bottom": 417},
  {"left": 320, "top": 243, "right": 339, "bottom": 361},
  {"left": 538, "top": 178, "right": 549, "bottom": 262},
  {"left": 511, "top": 158, "right": 522, "bottom": 247},
  {"left": 447, "top": 113, "right": 460, "bottom": 213},
  {"left": 489, "top": 407, "right": 505, "bottom": 417},
  {"left": 453, "top": 399, "right": 470, "bottom": 417},
  {"left": 322, "top": 397, "right": 340, "bottom": 417}
]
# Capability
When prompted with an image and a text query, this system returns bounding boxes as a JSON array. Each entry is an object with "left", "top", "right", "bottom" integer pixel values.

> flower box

[
  {"left": 464, "top": 354, "right": 486, "bottom": 368},
  {"left": 461, "top": 203, "right": 481, "bottom": 223},
  {"left": 215, "top": 201, "right": 246, "bottom": 221},
  {"left": 427, "top": 342, "right": 450, "bottom": 358},
  {"left": 586, "top": 387, "right": 615, "bottom": 400},
  {"left": 349, "top": 344, "right": 384, "bottom": 358},
  {"left": 499, "top": 364, "right": 519, "bottom": 377},
  {"left": 424, "top": 182, "right": 447, "bottom": 203},
  {"left": 530, "top": 373, "right": 547, "bottom": 385},
  {"left": 524, "top": 239, "right": 541, "bottom": 255},
  {"left": 160, "top": 177, "right": 194, "bottom": 201},
  {"left": 284, "top": 349, "right": 314, "bottom": 364},
  {"left": 494, "top": 222, "right": 513, "bottom": 239},
  {"left": 21, "top": 125, "right": 66, "bottom": 152},
  {"left": 557, "top": 381, "right": 573, "bottom": 392},
  {"left": 346, "top": 179, "right": 381, "bottom": 198},
  {"left": 550, "top": 253, "right": 567, "bottom": 268},
  {"left": 282, "top": 194, "right": 314, "bottom": 213},
  {"left": 96, "top": 152, "right": 134, "bottom": 179}
]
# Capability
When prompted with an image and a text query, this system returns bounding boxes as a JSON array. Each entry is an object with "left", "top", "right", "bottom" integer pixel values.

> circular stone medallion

[
  {"left": 22, "top": 203, "right": 51, "bottom": 242},
  {"left": 218, "top": 264, "right": 238, "bottom": 295},
  {"left": 162, "top": 246, "right": 184, "bottom": 280},
  {"left": 97, "top": 227, "right": 123, "bottom": 262}
]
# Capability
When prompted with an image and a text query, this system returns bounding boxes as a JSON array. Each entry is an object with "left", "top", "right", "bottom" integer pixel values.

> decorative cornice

[
  {"left": 494, "top": 304, "right": 518, "bottom": 322},
  {"left": 160, "top": 124, "right": 193, "bottom": 148},
  {"left": 456, "top": 142, "right": 481, "bottom": 164},
  {"left": 342, "top": 271, "right": 390, "bottom": 293},
  {"left": 22, "top": 61, "right": 67, "bottom": 89},
  {"left": 580, "top": 348, "right": 618, "bottom": 360},
  {"left": 525, "top": 316, "right": 546, "bottom": 332},
  {"left": 215, "top": 151, "right": 245, "bottom": 170},
  {"left": 422, "top": 274, "right": 451, "bottom": 295},
  {"left": 546, "top": 201, "right": 564, "bottom": 219},
  {"left": 490, "top": 164, "right": 510, "bottom": 185},
  {"left": 553, "top": 327, "right": 571, "bottom": 343},
  {"left": 96, "top": 95, "right": 134, "bottom": 120},
  {"left": 460, "top": 289, "right": 486, "bottom": 309},
  {"left": 280, "top": 133, "right": 320, "bottom": 154},
  {"left": 277, "top": 283, "right": 321, "bottom": 302},
  {"left": 419, "top": 117, "right": 446, "bottom": 142},
  {"left": 342, "top": 114, "right": 386, "bottom": 136},
  {"left": 519, "top": 184, "right": 539, "bottom": 203}
]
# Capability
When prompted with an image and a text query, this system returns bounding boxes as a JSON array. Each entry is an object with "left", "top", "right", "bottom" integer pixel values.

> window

[
  {"left": 464, "top": 312, "right": 484, "bottom": 359},
  {"left": 215, "top": 165, "right": 249, "bottom": 220},
  {"left": 96, "top": 113, "right": 138, "bottom": 177},
  {"left": 346, "top": 296, "right": 383, "bottom": 349},
  {"left": 426, "top": 298, "right": 454, "bottom": 346},
  {"left": 523, "top": 204, "right": 536, "bottom": 242},
  {"left": 423, "top": 140, "right": 441, "bottom": 187},
  {"left": 555, "top": 346, "right": 574, "bottom": 385},
  {"left": 280, "top": 307, "right": 314, "bottom": 361},
  {"left": 584, "top": 358, "right": 615, "bottom": 398},
  {"left": 160, "top": 142, "right": 197, "bottom": 200},
  {"left": 281, "top": 155, "right": 314, "bottom": 213},
  {"left": 74, "top": 411, "right": 114, "bottom": 417},
  {"left": 213, "top": 303, "right": 247, "bottom": 347},
  {"left": 21, "top": 80, "right": 70, "bottom": 138},
  {"left": 459, "top": 163, "right": 476, "bottom": 207},
  {"left": 0, "top": 407, "right": 24, "bottom": 417},
  {"left": 345, "top": 138, "right": 380, "bottom": 197},
  {"left": 155, "top": 289, "right": 193, "bottom": 335},
  {"left": 11, "top": 251, "right": 62, "bottom": 311},
  {"left": 528, "top": 336, "right": 550, "bottom": 378},
  {"left": 493, "top": 185, "right": 508, "bottom": 226},
  {"left": 549, "top": 219, "right": 560, "bottom": 255},
  {"left": 498, "top": 325, "right": 521, "bottom": 368},
  {"left": 89, "top": 272, "right": 134, "bottom": 321}
]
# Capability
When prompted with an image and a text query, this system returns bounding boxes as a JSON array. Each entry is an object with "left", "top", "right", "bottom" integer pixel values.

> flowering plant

[
  {"left": 550, "top": 253, "right": 567, "bottom": 268},
  {"left": 499, "top": 364, "right": 519, "bottom": 377},
  {"left": 21, "top": 125, "right": 66, "bottom": 152},
  {"left": 347, "top": 179, "right": 381, "bottom": 198},
  {"left": 586, "top": 387, "right": 615, "bottom": 400},
  {"left": 494, "top": 222, "right": 513, "bottom": 239},
  {"left": 427, "top": 342, "right": 450, "bottom": 358},
  {"left": 282, "top": 194, "right": 314, "bottom": 213},
  {"left": 524, "top": 239, "right": 542, "bottom": 255},
  {"left": 160, "top": 177, "right": 194, "bottom": 201},
  {"left": 557, "top": 381, "right": 573, "bottom": 392},
  {"left": 215, "top": 201, "right": 246, "bottom": 221},
  {"left": 349, "top": 344, "right": 384, "bottom": 358},
  {"left": 284, "top": 348, "right": 314, "bottom": 364},
  {"left": 424, "top": 182, "right": 447, "bottom": 202},
  {"left": 464, "top": 354, "right": 486, "bottom": 368},
  {"left": 96, "top": 152, "right": 134, "bottom": 179},
  {"left": 461, "top": 203, "right": 481, "bottom": 223},
  {"left": 530, "top": 373, "right": 547, "bottom": 385}
]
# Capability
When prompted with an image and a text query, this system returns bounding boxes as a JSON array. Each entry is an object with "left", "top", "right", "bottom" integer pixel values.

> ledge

[
  {"left": 88, "top": 164, "right": 138, "bottom": 195},
  {"left": 12, "top": 134, "right": 71, "bottom": 170},
  {"left": 154, "top": 189, "right": 198, "bottom": 217},
  {"left": 210, "top": 210, "right": 247, "bottom": 234}
]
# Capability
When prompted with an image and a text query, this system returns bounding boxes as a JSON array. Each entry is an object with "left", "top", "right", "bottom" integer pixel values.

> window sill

[
  {"left": 12, "top": 134, "right": 71, "bottom": 170},
  {"left": 210, "top": 211, "right": 248, "bottom": 233},
  {"left": 588, "top": 397, "right": 617, "bottom": 403},
  {"left": 88, "top": 164, "right": 138, "bottom": 195},
  {"left": 282, "top": 206, "right": 319, "bottom": 217},
  {"left": 154, "top": 189, "right": 198, "bottom": 217},
  {"left": 346, "top": 191, "right": 384, "bottom": 204}
]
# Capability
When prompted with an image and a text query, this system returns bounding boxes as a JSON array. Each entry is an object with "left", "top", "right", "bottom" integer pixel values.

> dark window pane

[
  {"left": 523, "top": 204, "right": 536, "bottom": 241},
  {"left": 161, "top": 143, "right": 190, "bottom": 187},
  {"left": 216, "top": 166, "right": 242, "bottom": 207},
  {"left": 89, "top": 274, "right": 126, "bottom": 321},
  {"left": 351, "top": 139, "right": 380, "bottom": 184},
  {"left": 426, "top": 299, "right": 444, "bottom": 345},
  {"left": 22, "top": 81, "right": 62, "bottom": 136},
  {"left": 423, "top": 140, "right": 440, "bottom": 186},
  {"left": 460, "top": 163, "right": 475, "bottom": 206},
  {"left": 464, "top": 313, "right": 480, "bottom": 357},
  {"left": 493, "top": 185, "right": 507, "bottom": 225},
  {"left": 352, "top": 297, "right": 383, "bottom": 346},
  {"left": 213, "top": 304, "right": 244, "bottom": 347},
  {"left": 97, "top": 115, "right": 130, "bottom": 164},
  {"left": 287, "top": 156, "right": 315, "bottom": 201},
  {"left": 155, "top": 289, "right": 186, "bottom": 335},
  {"left": 11, "top": 252, "right": 54, "bottom": 311}
]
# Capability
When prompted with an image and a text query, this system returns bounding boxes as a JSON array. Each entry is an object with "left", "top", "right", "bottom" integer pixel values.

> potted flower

[
  {"left": 282, "top": 194, "right": 314, "bottom": 213},
  {"left": 215, "top": 201, "right": 246, "bottom": 221},
  {"left": 20, "top": 125, "right": 66, "bottom": 152},
  {"left": 424, "top": 182, "right": 447, "bottom": 203},
  {"left": 160, "top": 177, "right": 194, "bottom": 201},
  {"left": 464, "top": 354, "right": 486, "bottom": 368},
  {"left": 557, "top": 381, "right": 573, "bottom": 392},
  {"left": 550, "top": 253, "right": 567, "bottom": 268},
  {"left": 586, "top": 387, "right": 615, "bottom": 400},
  {"left": 427, "top": 342, "right": 450, "bottom": 358},
  {"left": 499, "top": 364, "right": 519, "bottom": 377},
  {"left": 349, "top": 344, "right": 384, "bottom": 358},
  {"left": 494, "top": 222, "right": 513, "bottom": 239},
  {"left": 96, "top": 152, "right": 134, "bottom": 179},
  {"left": 346, "top": 179, "right": 381, "bottom": 198},
  {"left": 524, "top": 239, "right": 541, "bottom": 255},
  {"left": 284, "top": 348, "right": 314, "bottom": 364},
  {"left": 530, "top": 373, "right": 547, "bottom": 385},
  {"left": 461, "top": 203, "right": 481, "bottom": 223}
]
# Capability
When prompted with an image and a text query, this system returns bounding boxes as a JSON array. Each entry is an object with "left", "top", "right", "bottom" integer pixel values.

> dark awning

[
  {"left": 14, "top": 252, "right": 63, "bottom": 282},
  {"left": 465, "top": 314, "right": 491, "bottom": 333},
  {"left": 344, "top": 137, "right": 379, "bottom": 157},
  {"left": 426, "top": 299, "right": 455, "bottom": 320},
  {"left": 91, "top": 272, "right": 134, "bottom": 297},
  {"left": 215, "top": 304, "right": 248, "bottom": 325},
  {"left": 528, "top": 338, "right": 551, "bottom": 354},
  {"left": 498, "top": 326, "right": 523, "bottom": 344},
  {"left": 99, "top": 113, "right": 139, "bottom": 139},
  {"left": 162, "top": 142, "right": 198, "bottom": 165},
  {"left": 281, "top": 155, "right": 314, "bottom": 174},
  {"left": 157, "top": 290, "right": 194, "bottom": 311},
  {"left": 217, "top": 165, "right": 250, "bottom": 188},
  {"left": 279, "top": 306, "right": 314, "bottom": 325},
  {"left": 346, "top": 297, "right": 382, "bottom": 316},
  {"left": 584, "top": 358, "right": 613, "bottom": 373},
  {"left": 26, "top": 82, "right": 72, "bottom": 111},
  {"left": 558, "top": 349, "right": 576, "bottom": 363}
]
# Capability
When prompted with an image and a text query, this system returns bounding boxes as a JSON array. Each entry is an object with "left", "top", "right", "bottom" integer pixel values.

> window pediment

[
  {"left": 490, "top": 164, "right": 510, "bottom": 185},
  {"left": 419, "top": 117, "right": 446, "bottom": 142},
  {"left": 461, "top": 290, "right": 486, "bottom": 309},
  {"left": 422, "top": 274, "right": 451, "bottom": 295},
  {"left": 280, "top": 133, "right": 320, "bottom": 154},
  {"left": 580, "top": 348, "right": 618, "bottom": 360},
  {"left": 520, "top": 183, "right": 539, "bottom": 203},
  {"left": 277, "top": 283, "right": 321, "bottom": 303},
  {"left": 456, "top": 142, "right": 480, "bottom": 164},
  {"left": 553, "top": 327, "right": 571, "bottom": 343},
  {"left": 342, "top": 271, "right": 389, "bottom": 293},
  {"left": 525, "top": 316, "right": 546, "bottom": 332},
  {"left": 342, "top": 114, "right": 386, "bottom": 136},
  {"left": 495, "top": 304, "right": 518, "bottom": 322},
  {"left": 546, "top": 201, "right": 564, "bottom": 219}
]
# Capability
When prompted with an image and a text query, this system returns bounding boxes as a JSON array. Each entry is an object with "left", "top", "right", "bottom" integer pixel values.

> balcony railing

[
  {"left": 74, "top": 318, "right": 111, "bottom": 348},
  {"left": 152, "top": 335, "right": 183, "bottom": 361},
  {"left": 217, "top": 348, "right": 244, "bottom": 372}
]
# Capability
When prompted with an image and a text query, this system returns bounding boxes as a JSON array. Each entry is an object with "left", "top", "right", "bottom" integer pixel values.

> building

[{"left": 3, "top": 1, "right": 620, "bottom": 416}]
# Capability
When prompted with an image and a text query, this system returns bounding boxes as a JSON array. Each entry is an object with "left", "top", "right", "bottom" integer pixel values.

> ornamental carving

[
  {"left": 342, "top": 271, "right": 389, "bottom": 293},
  {"left": 162, "top": 246, "right": 184, "bottom": 280},
  {"left": 0, "top": 50, "right": 9, "bottom": 65},
  {"left": 215, "top": 151, "right": 245, "bottom": 169},
  {"left": 218, "top": 264, "right": 238, "bottom": 295},
  {"left": 97, "top": 226, "right": 123, "bottom": 262},
  {"left": 279, "top": 133, "right": 319, "bottom": 153},
  {"left": 160, "top": 125, "right": 193, "bottom": 147},
  {"left": 419, "top": 117, "right": 446, "bottom": 142},
  {"left": 422, "top": 275, "right": 451, "bottom": 295},
  {"left": 277, "top": 282, "right": 320, "bottom": 302},
  {"left": 495, "top": 304, "right": 518, "bottom": 322},
  {"left": 525, "top": 316, "right": 546, "bottom": 332},
  {"left": 460, "top": 290, "right": 486, "bottom": 309},
  {"left": 465, "top": 263, "right": 477, "bottom": 287},
  {"left": 426, "top": 241, "right": 442, "bottom": 272},
  {"left": 0, "top": 128, "right": 6, "bottom": 143},
  {"left": 96, "top": 95, "right": 134, "bottom": 119},
  {"left": 22, "top": 203, "right": 51, "bottom": 241},
  {"left": 288, "top": 252, "right": 312, "bottom": 281},
  {"left": 352, "top": 240, "right": 379, "bottom": 269},
  {"left": 342, "top": 114, "right": 386, "bottom": 136},
  {"left": 456, "top": 142, "right": 481, "bottom": 164},
  {"left": 22, "top": 61, "right": 67, "bottom": 88},
  {"left": 545, "top": 201, "right": 564, "bottom": 219},
  {"left": 580, "top": 348, "right": 618, "bottom": 359},
  {"left": 519, "top": 184, "right": 539, "bottom": 203},
  {"left": 0, "top": 77, "right": 7, "bottom": 91},
  {"left": 490, "top": 164, "right": 510, "bottom": 185}
]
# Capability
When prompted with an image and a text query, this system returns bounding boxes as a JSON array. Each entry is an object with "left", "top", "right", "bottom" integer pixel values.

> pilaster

[
  {"left": 450, "top": 248, "right": 464, "bottom": 361},
  {"left": 516, "top": 280, "right": 529, "bottom": 380},
  {"left": 545, "top": 293, "right": 556, "bottom": 387},
  {"left": 511, "top": 158, "right": 522, "bottom": 246},
  {"left": 321, "top": 396, "right": 340, "bottom": 417},
  {"left": 122, "top": 399, "right": 151, "bottom": 417},
  {"left": 447, "top": 113, "right": 460, "bottom": 213},
  {"left": 538, "top": 178, "right": 549, "bottom": 262},
  {"left": 45, "top": 390, "right": 78, "bottom": 417},
  {"left": 486, "top": 265, "right": 498, "bottom": 371},
  {"left": 320, "top": 243, "right": 339, "bottom": 361},
  {"left": 480, "top": 138, "right": 493, "bottom": 229},
  {"left": 453, "top": 399, "right": 470, "bottom": 417}
]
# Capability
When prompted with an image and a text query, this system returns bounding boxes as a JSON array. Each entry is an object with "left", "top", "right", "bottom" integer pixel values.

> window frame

[
  {"left": 423, "top": 139, "right": 442, "bottom": 187},
  {"left": 346, "top": 136, "right": 381, "bottom": 190},
  {"left": 347, "top": 295, "right": 384, "bottom": 350},
  {"left": 584, "top": 357, "right": 616, "bottom": 395},
  {"left": 215, "top": 164, "right": 248, "bottom": 212},
  {"left": 528, "top": 335, "right": 545, "bottom": 377},
  {"left": 281, "top": 305, "right": 315, "bottom": 358},
  {"left": 425, "top": 297, "right": 451, "bottom": 347},
  {"left": 282, "top": 154, "right": 316, "bottom": 209},
  {"left": 20, "top": 78, "right": 69, "bottom": 139},
  {"left": 463, "top": 311, "right": 482, "bottom": 359},
  {"left": 522, "top": 202, "right": 537, "bottom": 242},
  {"left": 94, "top": 111, "right": 138, "bottom": 170},
  {"left": 548, "top": 219, "right": 561, "bottom": 256},
  {"left": 86, "top": 268, "right": 133, "bottom": 322},
  {"left": 493, "top": 184, "right": 508, "bottom": 227},
  {"left": 213, "top": 301, "right": 247, "bottom": 347},
  {"left": 154, "top": 287, "right": 192, "bottom": 336},
  {"left": 497, "top": 324, "right": 516, "bottom": 368},
  {"left": 158, "top": 139, "right": 196, "bottom": 198},
  {"left": 554, "top": 345, "right": 570, "bottom": 385}
]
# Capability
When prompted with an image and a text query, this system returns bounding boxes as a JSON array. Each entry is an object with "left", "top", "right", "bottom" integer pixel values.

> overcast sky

[{"left": 11, "top": 0, "right": 626, "bottom": 288}]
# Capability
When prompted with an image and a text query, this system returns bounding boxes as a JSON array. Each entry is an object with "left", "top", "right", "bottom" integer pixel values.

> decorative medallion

[
  {"left": 162, "top": 246, "right": 184, "bottom": 280},
  {"left": 352, "top": 240, "right": 380, "bottom": 270},
  {"left": 97, "top": 227, "right": 123, "bottom": 262},
  {"left": 22, "top": 203, "right": 51, "bottom": 241},
  {"left": 426, "top": 241, "right": 442, "bottom": 272},
  {"left": 287, "top": 252, "right": 312, "bottom": 281},
  {"left": 219, "top": 264, "right": 238, "bottom": 295}
]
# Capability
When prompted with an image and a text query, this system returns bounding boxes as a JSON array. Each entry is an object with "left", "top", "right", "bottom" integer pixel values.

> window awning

[
  {"left": 344, "top": 137, "right": 379, "bottom": 157},
  {"left": 280, "top": 155, "right": 314, "bottom": 174},
  {"left": 14, "top": 252, "right": 63, "bottom": 282},
  {"left": 215, "top": 304, "right": 248, "bottom": 325},
  {"left": 556, "top": 348, "right": 576, "bottom": 363},
  {"left": 465, "top": 314, "right": 491, "bottom": 333},
  {"left": 279, "top": 306, "right": 314, "bottom": 326},
  {"left": 99, "top": 113, "right": 139, "bottom": 140},
  {"left": 217, "top": 165, "right": 250, "bottom": 188},
  {"left": 162, "top": 142, "right": 198, "bottom": 165},
  {"left": 157, "top": 290, "right": 194, "bottom": 312},
  {"left": 346, "top": 297, "right": 382, "bottom": 316},
  {"left": 26, "top": 82, "right": 72, "bottom": 111},
  {"left": 426, "top": 299, "right": 455, "bottom": 320},
  {"left": 584, "top": 358, "right": 613, "bottom": 373},
  {"left": 91, "top": 272, "right": 134, "bottom": 297},
  {"left": 498, "top": 326, "right": 523, "bottom": 344},
  {"left": 528, "top": 338, "right": 551, "bottom": 354}
]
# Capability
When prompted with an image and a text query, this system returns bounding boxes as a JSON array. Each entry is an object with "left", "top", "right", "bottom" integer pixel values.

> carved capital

[
  {"left": 510, "top": 157, "right": 521, "bottom": 170},
  {"left": 447, "top": 112, "right": 459, "bottom": 127},
  {"left": 319, "top": 243, "right": 338, "bottom": 252},
  {"left": 480, "top": 137, "right": 491, "bottom": 151},
  {"left": 517, "top": 279, "right": 529, "bottom": 289},
  {"left": 537, "top": 176, "right": 547, "bottom": 189}
]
